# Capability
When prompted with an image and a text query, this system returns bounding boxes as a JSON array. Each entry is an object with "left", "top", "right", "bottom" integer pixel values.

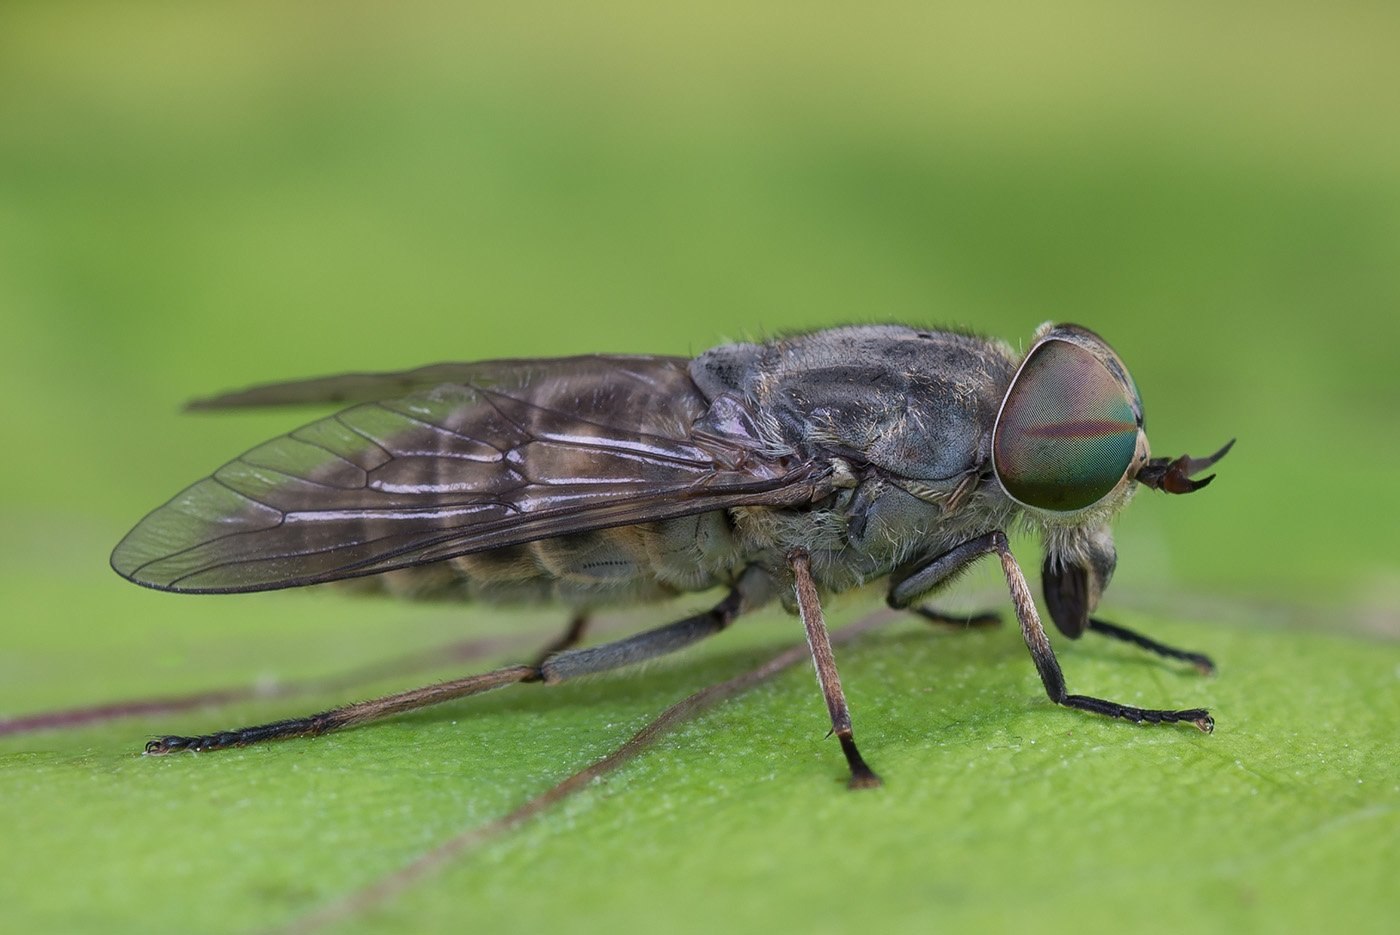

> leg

[
  {"left": 887, "top": 532, "right": 1213, "bottom": 733},
  {"left": 145, "top": 665, "right": 536, "bottom": 754},
  {"left": 789, "top": 549, "right": 881, "bottom": 790},
  {"left": 996, "top": 535, "right": 1213, "bottom": 731},
  {"left": 910, "top": 606, "right": 1000, "bottom": 629},
  {"left": 888, "top": 535, "right": 1000, "bottom": 627},
  {"left": 530, "top": 612, "right": 590, "bottom": 668},
  {"left": 536, "top": 589, "right": 742, "bottom": 683},
  {"left": 1088, "top": 618, "right": 1216, "bottom": 675},
  {"left": 145, "top": 581, "right": 757, "bottom": 755},
  {"left": 887, "top": 533, "right": 1008, "bottom": 610},
  {"left": 1040, "top": 544, "right": 1213, "bottom": 672}
]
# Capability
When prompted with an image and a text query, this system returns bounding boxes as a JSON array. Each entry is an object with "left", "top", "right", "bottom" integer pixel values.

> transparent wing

[
  {"left": 184, "top": 356, "right": 645, "bottom": 410},
  {"left": 113, "top": 357, "right": 826, "bottom": 593}
]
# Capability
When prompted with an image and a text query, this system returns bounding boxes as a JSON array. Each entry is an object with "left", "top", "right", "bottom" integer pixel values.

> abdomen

[{"left": 338, "top": 508, "right": 746, "bottom": 607}]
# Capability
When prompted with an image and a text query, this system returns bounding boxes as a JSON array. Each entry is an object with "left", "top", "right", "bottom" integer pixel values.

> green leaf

[{"left": 3, "top": 584, "right": 1397, "bottom": 935}]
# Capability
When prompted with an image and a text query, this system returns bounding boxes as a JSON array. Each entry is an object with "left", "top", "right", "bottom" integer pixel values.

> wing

[
  {"left": 184, "top": 356, "right": 637, "bottom": 410},
  {"left": 112, "top": 356, "right": 829, "bottom": 594}
]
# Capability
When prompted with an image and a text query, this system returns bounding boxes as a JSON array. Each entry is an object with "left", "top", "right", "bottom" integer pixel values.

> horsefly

[{"left": 113, "top": 323, "right": 1232, "bottom": 788}]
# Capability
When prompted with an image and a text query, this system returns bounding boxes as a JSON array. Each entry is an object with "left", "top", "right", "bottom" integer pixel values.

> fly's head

[
  {"left": 991, "top": 322, "right": 1233, "bottom": 637},
  {"left": 992, "top": 322, "right": 1232, "bottom": 526}
]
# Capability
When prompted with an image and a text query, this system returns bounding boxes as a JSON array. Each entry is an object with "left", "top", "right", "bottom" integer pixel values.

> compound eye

[{"left": 993, "top": 340, "right": 1139, "bottom": 512}]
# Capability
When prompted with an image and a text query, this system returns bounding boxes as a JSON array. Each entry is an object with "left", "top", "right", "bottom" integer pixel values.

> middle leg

[{"left": 789, "top": 549, "right": 881, "bottom": 790}]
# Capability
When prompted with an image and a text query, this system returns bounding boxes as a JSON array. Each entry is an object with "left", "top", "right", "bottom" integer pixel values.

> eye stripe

[{"left": 1023, "top": 418, "right": 1137, "bottom": 440}]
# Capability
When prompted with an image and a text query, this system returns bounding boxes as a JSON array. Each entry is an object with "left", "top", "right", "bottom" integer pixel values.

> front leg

[
  {"left": 1087, "top": 618, "right": 1216, "bottom": 676},
  {"left": 886, "top": 535, "right": 1001, "bottom": 629},
  {"left": 887, "top": 533, "right": 1006, "bottom": 610},
  {"left": 1042, "top": 549, "right": 1216, "bottom": 674},
  {"left": 910, "top": 606, "right": 999, "bottom": 630},
  {"left": 888, "top": 532, "right": 1214, "bottom": 733}
]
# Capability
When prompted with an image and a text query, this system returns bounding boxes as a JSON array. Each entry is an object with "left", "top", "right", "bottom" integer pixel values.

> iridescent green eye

[{"left": 993, "top": 339, "right": 1139, "bottom": 512}]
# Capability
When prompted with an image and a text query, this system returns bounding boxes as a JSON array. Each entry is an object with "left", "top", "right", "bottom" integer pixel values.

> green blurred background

[{"left": 2, "top": 2, "right": 1397, "bottom": 934}]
